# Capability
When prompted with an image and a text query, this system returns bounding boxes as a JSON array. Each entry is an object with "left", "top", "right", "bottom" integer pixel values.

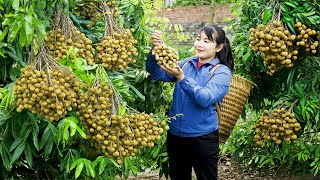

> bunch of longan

[
  {"left": 294, "top": 22, "right": 319, "bottom": 55},
  {"left": 45, "top": 29, "right": 71, "bottom": 61},
  {"left": 75, "top": 1, "right": 101, "bottom": 27},
  {"left": 253, "top": 105, "right": 301, "bottom": 147},
  {"left": 106, "top": 0, "right": 120, "bottom": 17},
  {"left": 72, "top": 30, "right": 96, "bottom": 65},
  {"left": 91, "top": 113, "right": 165, "bottom": 164},
  {"left": 77, "top": 82, "right": 167, "bottom": 163},
  {"left": 249, "top": 20, "right": 298, "bottom": 75},
  {"left": 152, "top": 44, "right": 179, "bottom": 68},
  {"left": 14, "top": 64, "right": 81, "bottom": 122},
  {"left": 95, "top": 29, "right": 138, "bottom": 70}
]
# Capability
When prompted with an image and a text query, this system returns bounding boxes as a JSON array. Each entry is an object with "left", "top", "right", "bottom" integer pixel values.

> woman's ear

[{"left": 216, "top": 44, "right": 224, "bottom": 52}]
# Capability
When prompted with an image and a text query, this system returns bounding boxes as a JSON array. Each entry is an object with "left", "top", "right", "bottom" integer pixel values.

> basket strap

[{"left": 209, "top": 64, "right": 222, "bottom": 126}]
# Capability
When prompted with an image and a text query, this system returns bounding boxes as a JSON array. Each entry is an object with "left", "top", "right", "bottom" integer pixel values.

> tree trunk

[{"left": 210, "top": 0, "right": 216, "bottom": 23}]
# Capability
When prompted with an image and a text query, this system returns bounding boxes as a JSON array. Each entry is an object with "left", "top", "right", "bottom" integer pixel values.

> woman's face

[{"left": 194, "top": 31, "right": 223, "bottom": 62}]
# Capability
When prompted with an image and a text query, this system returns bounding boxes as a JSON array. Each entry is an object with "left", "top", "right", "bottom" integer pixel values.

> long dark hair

[{"left": 200, "top": 25, "right": 234, "bottom": 71}]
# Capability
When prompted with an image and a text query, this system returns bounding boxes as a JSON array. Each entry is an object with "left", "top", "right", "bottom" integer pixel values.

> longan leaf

[
  {"left": 0, "top": 27, "right": 9, "bottom": 41},
  {"left": 0, "top": 143, "right": 11, "bottom": 171},
  {"left": 70, "top": 158, "right": 82, "bottom": 171},
  {"left": 12, "top": 0, "right": 19, "bottom": 10},
  {"left": 10, "top": 141, "right": 26, "bottom": 165},
  {"left": 98, "top": 158, "right": 107, "bottom": 175},
  {"left": 262, "top": 9, "right": 272, "bottom": 25},
  {"left": 44, "top": 138, "right": 54, "bottom": 158},
  {"left": 24, "top": 142, "right": 33, "bottom": 167},
  {"left": 83, "top": 159, "right": 95, "bottom": 177},
  {"left": 75, "top": 161, "right": 84, "bottom": 179}
]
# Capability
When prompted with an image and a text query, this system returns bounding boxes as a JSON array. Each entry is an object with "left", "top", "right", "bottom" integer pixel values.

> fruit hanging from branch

[
  {"left": 95, "top": 2, "right": 138, "bottom": 71},
  {"left": 253, "top": 100, "right": 301, "bottom": 147},
  {"left": 45, "top": 11, "right": 96, "bottom": 64},
  {"left": 14, "top": 41, "right": 81, "bottom": 122}
]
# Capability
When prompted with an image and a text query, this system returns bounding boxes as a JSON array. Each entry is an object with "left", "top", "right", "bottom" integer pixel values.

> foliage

[
  {"left": 225, "top": 0, "right": 320, "bottom": 176},
  {"left": 0, "top": 0, "right": 177, "bottom": 179},
  {"left": 222, "top": 100, "right": 320, "bottom": 175},
  {"left": 230, "top": 0, "right": 320, "bottom": 108},
  {"left": 173, "top": 0, "right": 231, "bottom": 7}
]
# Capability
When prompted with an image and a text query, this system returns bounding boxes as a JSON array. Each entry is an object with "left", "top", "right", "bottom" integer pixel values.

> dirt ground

[{"left": 128, "top": 155, "right": 320, "bottom": 180}]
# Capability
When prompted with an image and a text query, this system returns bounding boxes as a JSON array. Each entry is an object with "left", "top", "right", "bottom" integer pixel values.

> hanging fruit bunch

[
  {"left": 294, "top": 22, "right": 319, "bottom": 55},
  {"left": 249, "top": 5, "right": 299, "bottom": 75},
  {"left": 95, "top": 2, "right": 138, "bottom": 71},
  {"left": 106, "top": 0, "right": 120, "bottom": 17},
  {"left": 249, "top": 3, "right": 320, "bottom": 76},
  {"left": 45, "top": 28, "right": 70, "bottom": 61},
  {"left": 253, "top": 100, "right": 301, "bottom": 147},
  {"left": 75, "top": 1, "right": 102, "bottom": 27},
  {"left": 13, "top": 41, "right": 81, "bottom": 122},
  {"left": 152, "top": 44, "right": 179, "bottom": 68},
  {"left": 77, "top": 66, "right": 167, "bottom": 164},
  {"left": 46, "top": 11, "right": 96, "bottom": 64}
]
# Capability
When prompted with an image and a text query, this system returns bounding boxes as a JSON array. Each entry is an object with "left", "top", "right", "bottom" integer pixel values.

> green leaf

[
  {"left": 44, "top": 138, "right": 54, "bottom": 158},
  {"left": 84, "top": 160, "right": 95, "bottom": 177},
  {"left": 0, "top": 144, "right": 11, "bottom": 171},
  {"left": 10, "top": 137, "right": 24, "bottom": 152},
  {"left": 70, "top": 158, "right": 82, "bottom": 170},
  {"left": 12, "top": 0, "right": 19, "bottom": 10},
  {"left": 10, "top": 141, "right": 26, "bottom": 165},
  {"left": 98, "top": 157, "right": 107, "bottom": 175},
  {"left": 283, "top": 1, "right": 298, "bottom": 8},
  {"left": 8, "top": 16, "right": 22, "bottom": 43},
  {"left": 34, "top": 19, "right": 46, "bottom": 39},
  {"left": 75, "top": 161, "right": 84, "bottom": 179},
  {"left": 242, "top": 50, "right": 251, "bottom": 62},
  {"left": 76, "top": 126, "right": 86, "bottom": 139},
  {"left": 10, "top": 128, "right": 31, "bottom": 152},
  {"left": 280, "top": 4, "right": 289, "bottom": 13},
  {"left": 128, "top": 83, "right": 145, "bottom": 101},
  {"left": 0, "top": 27, "right": 9, "bottom": 41},
  {"left": 39, "top": 124, "right": 52, "bottom": 149},
  {"left": 24, "top": 142, "right": 33, "bottom": 167},
  {"left": 262, "top": 9, "right": 272, "bottom": 24},
  {"left": 24, "top": 18, "right": 33, "bottom": 46},
  {"left": 0, "top": 112, "right": 12, "bottom": 127}
]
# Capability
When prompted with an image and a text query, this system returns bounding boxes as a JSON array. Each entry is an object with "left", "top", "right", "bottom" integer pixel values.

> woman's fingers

[{"left": 150, "top": 31, "right": 163, "bottom": 46}]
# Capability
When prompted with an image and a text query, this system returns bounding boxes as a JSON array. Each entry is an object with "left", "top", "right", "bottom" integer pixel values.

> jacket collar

[{"left": 190, "top": 56, "right": 221, "bottom": 68}]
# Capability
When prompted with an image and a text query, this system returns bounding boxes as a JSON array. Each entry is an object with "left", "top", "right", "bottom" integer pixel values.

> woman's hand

[
  {"left": 150, "top": 31, "right": 164, "bottom": 47},
  {"left": 160, "top": 63, "right": 185, "bottom": 81}
]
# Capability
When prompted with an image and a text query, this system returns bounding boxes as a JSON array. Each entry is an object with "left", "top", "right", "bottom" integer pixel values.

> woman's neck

[{"left": 199, "top": 56, "right": 215, "bottom": 63}]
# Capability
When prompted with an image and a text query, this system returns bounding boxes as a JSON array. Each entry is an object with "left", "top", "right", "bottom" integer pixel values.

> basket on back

[{"left": 216, "top": 74, "right": 253, "bottom": 143}]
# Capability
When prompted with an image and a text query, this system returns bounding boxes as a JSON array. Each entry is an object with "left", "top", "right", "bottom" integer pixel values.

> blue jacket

[{"left": 146, "top": 51, "right": 232, "bottom": 137}]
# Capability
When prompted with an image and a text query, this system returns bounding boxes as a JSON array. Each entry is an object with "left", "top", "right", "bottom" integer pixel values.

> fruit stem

[{"left": 288, "top": 99, "right": 299, "bottom": 112}]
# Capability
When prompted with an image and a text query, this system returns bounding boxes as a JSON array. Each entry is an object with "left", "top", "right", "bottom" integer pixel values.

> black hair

[{"left": 200, "top": 25, "right": 234, "bottom": 71}]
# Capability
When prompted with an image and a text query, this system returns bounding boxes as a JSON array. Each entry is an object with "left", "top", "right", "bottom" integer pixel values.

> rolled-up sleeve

[
  {"left": 145, "top": 50, "right": 176, "bottom": 82},
  {"left": 178, "top": 66, "right": 231, "bottom": 107}
]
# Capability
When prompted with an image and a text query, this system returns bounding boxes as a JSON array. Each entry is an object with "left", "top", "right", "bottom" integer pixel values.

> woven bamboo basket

[{"left": 216, "top": 74, "right": 253, "bottom": 143}]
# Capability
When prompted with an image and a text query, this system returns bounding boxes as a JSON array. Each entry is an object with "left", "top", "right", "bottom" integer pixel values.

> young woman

[{"left": 145, "top": 25, "right": 234, "bottom": 180}]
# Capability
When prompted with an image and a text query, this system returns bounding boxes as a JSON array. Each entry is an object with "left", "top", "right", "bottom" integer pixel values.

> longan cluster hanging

[
  {"left": 253, "top": 100, "right": 301, "bottom": 147},
  {"left": 152, "top": 44, "right": 179, "bottom": 68},
  {"left": 294, "top": 22, "right": 319, "bottom": 55},
  {"left": 75, "top": 1, "right": 102, "bottom": 27},
  {"left": 76, "top": 66, "right": 167, "bottom": 163},
  {"left": 95, "top": 2, "right": 138, "bottom": 70},
  {"left": 14, "top": 42, "right": 81, "bottom": 122},
  {"left": 249, "top": 4, "right": 320, "bottom": 75},
  {"left": 45, "top": 11, "right": 96, "bottom": 64}
]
